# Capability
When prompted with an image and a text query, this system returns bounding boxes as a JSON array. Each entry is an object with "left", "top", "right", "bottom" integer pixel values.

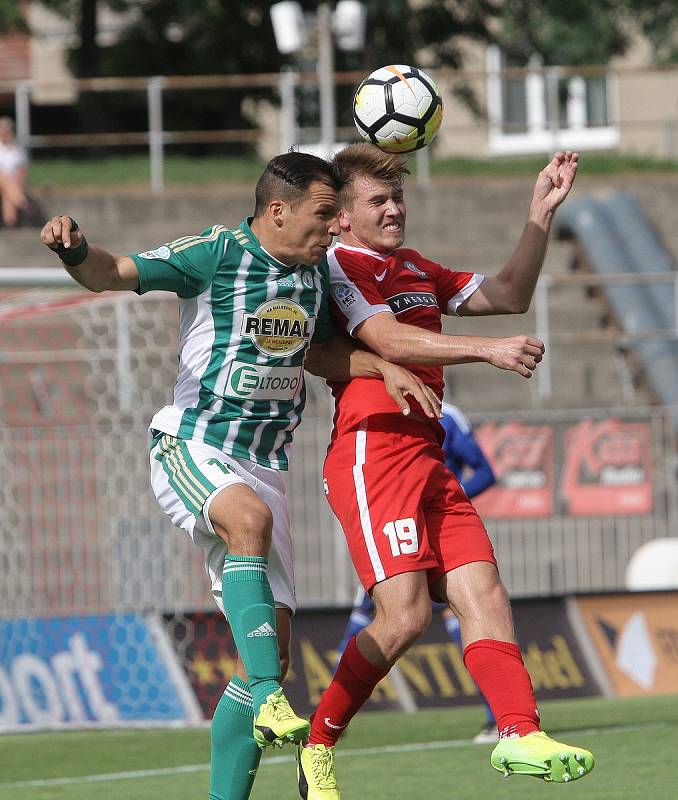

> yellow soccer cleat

[
  {"left": 491, "top": 731, "right": 594, "bottom": 783},
  {"left": 253, "top": 688, "right": 310, "bottom": 749},
  {"left": 297, "top": 743, "right": 340, "bottom": 800}
]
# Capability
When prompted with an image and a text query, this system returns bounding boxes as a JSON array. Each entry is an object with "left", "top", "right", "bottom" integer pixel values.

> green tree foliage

[
  {"left": 496, "top": 0, "right": 678, "bottom": 66},
  {"left": 496, "top": 0, "right": 628, "bottom": 66},
  {"left": 0, "top": 0, "right": 25, "bottom": 32},
  {"left": 620, "top": 0, "right": 678, "bottom": 63}
]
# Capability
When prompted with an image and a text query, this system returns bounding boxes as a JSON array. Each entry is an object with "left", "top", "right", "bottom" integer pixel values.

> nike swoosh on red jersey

[{"left": 375, "top": 269, "right": 387, "bottom": 281}]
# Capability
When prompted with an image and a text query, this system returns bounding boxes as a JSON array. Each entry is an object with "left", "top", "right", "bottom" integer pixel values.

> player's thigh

[
  {"left": 425, "top": 464, "right": 497, "bottom": 597},
  {"left": 323, "top": 428, "right": 438, "bottom": 592},
  {"left": 207, "top": 481, "right": 273, "bottom": 553},
  {"left": 204, "top": 460, "right": 296, "bottom": 616},
  {"left": 150, "top": 433, "right": 246, "bottom": 537},
  {"left": 150, "top": 434, "right": 295, "bottom": 613}
]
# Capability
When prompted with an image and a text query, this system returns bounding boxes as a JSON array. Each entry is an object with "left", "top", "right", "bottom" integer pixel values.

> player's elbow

[{"left": 510, "top": 297, "right": 532, "bottom": 314}]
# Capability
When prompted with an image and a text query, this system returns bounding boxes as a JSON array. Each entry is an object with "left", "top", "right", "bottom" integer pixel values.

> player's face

[
  {"left": 282, "top": 181, "right": 340, "bottom": 266},
  {"left": 339, "top": 175, "right": 406, "bottom": 253}
]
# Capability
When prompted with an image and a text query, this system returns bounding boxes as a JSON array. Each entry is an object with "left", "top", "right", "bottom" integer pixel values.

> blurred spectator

[{"left": 0, "top": 116, "right": 29, "bottom": 228}]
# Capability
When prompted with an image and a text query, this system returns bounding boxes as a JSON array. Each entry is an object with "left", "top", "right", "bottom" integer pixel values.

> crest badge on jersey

[
  {"left": 301, "top": 270, "right": 315, "bottom": 289},
  {"left": 241, "top": 298, "right": 314, "bottom": 357},
  {"left": 404, "top": 260, "right": 428, "bottom": 279}
]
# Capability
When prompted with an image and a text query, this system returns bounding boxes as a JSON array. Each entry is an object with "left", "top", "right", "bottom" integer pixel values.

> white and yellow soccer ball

[{"left": 353, "top": 65, "right": 443, "bottom": 154}]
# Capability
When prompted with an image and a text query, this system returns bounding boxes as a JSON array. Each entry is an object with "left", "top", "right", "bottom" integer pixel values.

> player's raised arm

[
  {"left": 352, "top": 311, "right": 544, "bottom": 378},
  {"left": 41, "top": 214, "right": 139, "bottom": 293},
  {"left": 460, "top": 151, "right": 579, "bottom": 316}
]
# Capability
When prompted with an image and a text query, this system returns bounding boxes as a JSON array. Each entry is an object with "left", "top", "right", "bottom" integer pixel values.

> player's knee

[
  {"left": 386, "top": 602, "right": 431, "bottom": 656},
  {"left": 227, "top": 502, "right": 273, "bottom": 553}
]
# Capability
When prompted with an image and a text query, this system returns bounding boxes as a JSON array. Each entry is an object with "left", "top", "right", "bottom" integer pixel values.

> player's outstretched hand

[
  {"left": 486, "top": 335, "right": 545, "bottom": 379},
  {"left": 41, "top": 215, "right": 84, "bottom": 252},
  {"left": 531, "top": 151, "right": 579, "bottom": 215},
  {"left": 378, "top": 362, "right": 442, "bottom": 418}
]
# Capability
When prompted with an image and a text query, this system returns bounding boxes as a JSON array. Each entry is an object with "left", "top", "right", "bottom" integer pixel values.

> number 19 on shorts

[{"left": 383, "top": 518, "right": 419, "bottom": 557}]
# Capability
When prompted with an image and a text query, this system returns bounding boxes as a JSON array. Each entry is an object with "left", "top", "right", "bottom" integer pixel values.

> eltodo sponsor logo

[
  {"left": 241, "top": 299, "right": 313, "bottom": 356},
  {"left": 224, "top": 361, "right": 303, "bottom": 400}
]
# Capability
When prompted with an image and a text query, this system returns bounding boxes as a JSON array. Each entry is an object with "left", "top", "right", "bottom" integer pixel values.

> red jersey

[{"left": 327, "top": 242, "right": 484, "bottom": 437}]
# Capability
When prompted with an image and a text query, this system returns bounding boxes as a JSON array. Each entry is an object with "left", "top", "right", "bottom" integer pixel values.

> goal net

[{"left": 0, "top": 281, "right": 352, "bottom": 730}]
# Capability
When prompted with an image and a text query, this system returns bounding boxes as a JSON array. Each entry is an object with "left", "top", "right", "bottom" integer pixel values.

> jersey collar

[
  {"left": 331, "top": 241, "right": 390, "bottom": 261},
  {"left": 236, "top": 217, "right": 300, "bottom": 272}
]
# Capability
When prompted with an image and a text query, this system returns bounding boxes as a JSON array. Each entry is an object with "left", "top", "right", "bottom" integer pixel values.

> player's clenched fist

[
  {"left": 40, "top": 215, "right": 83, "bottom": 252},
  {"left": 486, "top": 335, "right": 545, "bottom": 378}
]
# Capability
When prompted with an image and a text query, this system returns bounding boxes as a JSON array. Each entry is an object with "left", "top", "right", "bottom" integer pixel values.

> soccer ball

[{"left": 353, "top": 65, "right": 443, "bottom": 154}]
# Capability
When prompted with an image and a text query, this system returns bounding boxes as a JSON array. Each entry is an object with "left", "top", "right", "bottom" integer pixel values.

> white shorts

[{"left": 149, "top": 432, "right": 296, "bottom": 615}]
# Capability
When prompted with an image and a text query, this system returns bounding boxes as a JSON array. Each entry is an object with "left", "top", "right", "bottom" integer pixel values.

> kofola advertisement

[
  {"left": 473, "top": 421, "right": 554, "bottom": 518},
  {"left": 559, "top": 418, "right": 653, "bottom": 516},
  {"left": 471, "top": 416, "right": 654, "bottom": 519}
]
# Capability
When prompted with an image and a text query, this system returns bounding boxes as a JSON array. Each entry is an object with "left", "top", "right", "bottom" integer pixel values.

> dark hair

[
  {"left": 254, "top": 151, "right": 340, "bottom": 216},
  {"left": 332, "top": 143, "right": 410, "bottom": 209}
]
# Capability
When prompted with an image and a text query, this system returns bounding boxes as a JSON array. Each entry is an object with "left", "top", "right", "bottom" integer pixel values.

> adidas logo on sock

[{"left": 247, "top": 622, "right": 277, "bottom": 638}]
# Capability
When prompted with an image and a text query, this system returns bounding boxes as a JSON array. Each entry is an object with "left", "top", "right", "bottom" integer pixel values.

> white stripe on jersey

[
  {"left": 173, "top": 286, "right": 217, "bottom": 414},
  {"left": 210, "top": 248, "right": 253, "bottom": 409},
  {"left": 327, "top": 248, "right": 392, "bottom": 337},
  {"left": 446, "top": 273, "right": 485, "bottom": 315},
  {"left": 353, "top": 421, "right": 385, "bottom": 583},
  {"left": 191, "top": 238, "right": 239, "bottom": 441}
]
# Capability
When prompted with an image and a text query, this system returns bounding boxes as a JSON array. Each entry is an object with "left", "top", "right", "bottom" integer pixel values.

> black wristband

[
  {"left": 54, "top": 218, "right": 88, "bottom": 267},
  {"left": 56, "top": 237, "right": 89, "bottom": 267}
]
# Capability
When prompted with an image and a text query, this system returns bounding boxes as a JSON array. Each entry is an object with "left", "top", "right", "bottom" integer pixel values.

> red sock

[
  {"left": 308, "top": 636, "right": 389, "bottom": 747},
  {"left": 463, "top": 639, "right": 540, "bottom": 738}
]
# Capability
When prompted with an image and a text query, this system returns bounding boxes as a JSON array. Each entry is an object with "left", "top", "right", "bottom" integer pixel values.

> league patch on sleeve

[{"left": 334, "top": 283, "right": 356, "bottom": 308}]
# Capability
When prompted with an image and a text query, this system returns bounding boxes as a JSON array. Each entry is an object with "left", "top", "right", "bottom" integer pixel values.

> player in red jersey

[{"left": 297, "top": 144, "right": 593, "bottom": 799}]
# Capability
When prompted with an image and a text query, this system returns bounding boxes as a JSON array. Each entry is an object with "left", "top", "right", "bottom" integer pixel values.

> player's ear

[
  {"left": 269, "top": 200, "right": 285, "bottom": 228},
  {"left": 337, "top": 208, "right": 351, "bottom": 233}
]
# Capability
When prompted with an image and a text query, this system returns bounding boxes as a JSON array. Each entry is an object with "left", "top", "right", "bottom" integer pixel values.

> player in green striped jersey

[{"left": 41, "top": 151, "right": 442, "bottom": 800}]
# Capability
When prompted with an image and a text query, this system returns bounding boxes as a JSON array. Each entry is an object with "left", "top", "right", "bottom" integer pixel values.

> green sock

[
  {"left": 222, "top": 554, "right": 281, "bottom": 713},
  {"left": 209, "top": 676, "right": 262, "bottom": 800}
]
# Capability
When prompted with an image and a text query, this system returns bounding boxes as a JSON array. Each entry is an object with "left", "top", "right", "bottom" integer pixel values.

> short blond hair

[{"left": 332, "top": 143, "right": 409, "bottom": 208}]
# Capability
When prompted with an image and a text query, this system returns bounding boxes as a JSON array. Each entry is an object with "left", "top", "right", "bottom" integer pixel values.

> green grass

[
  {"left": 27, "top": 151, "right": 678, "bottom": 189},
  {"left": 431, "top": 152, "right": 678, "bottom": 177},
  {"left": 28, "top": 155, "right": 266, "bottom": 188},
  {"left": 0, "top": 695, "right": 675, "bottom": 800}
]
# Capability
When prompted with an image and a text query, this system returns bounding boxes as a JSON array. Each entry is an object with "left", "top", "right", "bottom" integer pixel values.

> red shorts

[{"left": 324, "top": 415, "right": 496, "bottom": 594}]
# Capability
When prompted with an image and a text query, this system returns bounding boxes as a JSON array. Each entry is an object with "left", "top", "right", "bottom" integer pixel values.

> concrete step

[{"left": 2, "top": 173, "right": 675, "bottom": 415}]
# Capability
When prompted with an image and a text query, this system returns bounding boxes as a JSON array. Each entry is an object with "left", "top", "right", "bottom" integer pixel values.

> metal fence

[
  {"left": 4, "top": 62, "right": 678, "bottom": 192},
  {"left": 0, "top": 283, "right": 675, "bottom": 618}
]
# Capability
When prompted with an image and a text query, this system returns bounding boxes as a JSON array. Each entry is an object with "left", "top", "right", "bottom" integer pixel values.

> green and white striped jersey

[{"left": 131, "top": 218, "right": 333, "bottom": 470}]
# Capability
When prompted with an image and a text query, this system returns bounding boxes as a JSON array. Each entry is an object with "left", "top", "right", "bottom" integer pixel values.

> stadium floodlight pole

[
  {"left": 147, "top": 76, "right": 166, "bottom": 195},
  {"left": 13, "top": 80, "right": 31, "bottom": 153},
  {"left": 317, "top": 2, "right": 335, "bottom": 154},
  {"left": 271, "top": 1, "right": 365, "bottom": 153}
]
